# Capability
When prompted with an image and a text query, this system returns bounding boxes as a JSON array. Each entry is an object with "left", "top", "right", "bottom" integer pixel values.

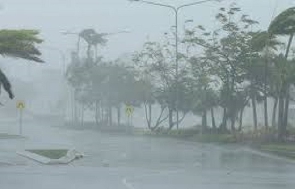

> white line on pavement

[
  {"left": 122, "top": 178, "right": 136, "bottom": 189},
  {"left": 121, "top": 169, "right": 185, "bottom": 189}
]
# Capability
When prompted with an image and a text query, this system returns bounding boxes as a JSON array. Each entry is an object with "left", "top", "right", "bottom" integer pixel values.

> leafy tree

[
  {"left": 79, "top": 29, "right": 107, "bottom": 59},
  {"left": 0, "top": 29, "right": 43, "bottom": 99},
  {"left": 248, "top": 31, "right": 282, "bottom": 129}
]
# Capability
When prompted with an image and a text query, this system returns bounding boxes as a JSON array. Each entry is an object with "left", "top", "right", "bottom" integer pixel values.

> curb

[{"left": 17, "top": 149, "right": 84, "bottom": 165}]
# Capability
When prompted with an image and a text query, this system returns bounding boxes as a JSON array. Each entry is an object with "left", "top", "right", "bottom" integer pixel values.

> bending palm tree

[
  {"left": 269, "top": 7, "right": 295, "bottom": 139},
  {"left": 0, "top": 29, "right": 43, "bottom": 99}
]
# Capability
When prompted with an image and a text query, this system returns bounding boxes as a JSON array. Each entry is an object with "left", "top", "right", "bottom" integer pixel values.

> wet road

[{"left": 1, "top": 120, "right": 295, "bottom": 188}]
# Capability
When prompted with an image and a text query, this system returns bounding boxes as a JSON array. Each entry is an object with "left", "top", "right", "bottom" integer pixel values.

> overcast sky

[{"left": 0, "top": 0, "right": 295, "bottom": 78}]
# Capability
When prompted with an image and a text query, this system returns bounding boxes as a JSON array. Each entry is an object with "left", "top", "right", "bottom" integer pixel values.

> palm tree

[
  {"left": 268, "top": 7, "right": 295, "bottom": 139},
  {"left": 79, "top": 29, "right": 107, "bottom": 59},
  {"left": 249, "top": 31, "right": 282, "bottom": 129},
  {"left": 0, "top": 29, "right": 43, "bottom": 99}
]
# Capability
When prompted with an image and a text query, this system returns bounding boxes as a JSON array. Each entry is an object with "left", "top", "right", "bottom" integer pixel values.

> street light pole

[
  {"left": 175, "top": 9, "right": 179, "bottom": 130},
  {"left": 129, "top": 0, "right": 219, "bottom": 129},
  {"left": 43, "top": 46, "right": 68, "bottom": 124},
  {"left": 43, "top": 46, "right": 66, "bottom": 74}
]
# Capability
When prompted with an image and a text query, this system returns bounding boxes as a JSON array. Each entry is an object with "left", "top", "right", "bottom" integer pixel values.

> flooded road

[{"left": 1, "top": 120, "right": 295, "bottom": 189}]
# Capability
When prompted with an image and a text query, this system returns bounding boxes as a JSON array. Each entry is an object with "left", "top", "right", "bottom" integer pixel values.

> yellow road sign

[
  {"left": 125, "top": 105, "right": 134, "bottom": 117},
  {"left": 17, "top": 101, "right": 25, "bottom": 109}
]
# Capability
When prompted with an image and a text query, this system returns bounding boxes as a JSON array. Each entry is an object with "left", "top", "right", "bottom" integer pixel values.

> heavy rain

[{"left": 1, "top": 0, "right": 295, "bottom": 189}]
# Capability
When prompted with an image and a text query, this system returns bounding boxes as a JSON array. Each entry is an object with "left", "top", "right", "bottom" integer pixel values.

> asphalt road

[{"left": 1, "top": 119, "right": 295, "bottom": 189}]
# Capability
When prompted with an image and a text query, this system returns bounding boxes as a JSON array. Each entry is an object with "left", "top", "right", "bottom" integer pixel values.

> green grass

[
  {"left": 133, "top": 128, "right": 199, "bottom": 137},
  {"left": 192, "top": 134, "right": 237, "bottom": 143},
  {"left": 27, "top": 149, "right": 68, "bottom": 159},
  {"left": 257, "top": 144, "right": 295, "bottom": 159},
  {"left": 260, "top": 144, "right": 295, "bottom": 151},
  {"left": 134, "top": 128, "right": 237, "bottom": 143}
]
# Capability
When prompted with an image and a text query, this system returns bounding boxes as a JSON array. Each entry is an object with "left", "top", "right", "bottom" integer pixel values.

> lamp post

[
  {"left": 129, "top": 0, "right": 219, "bottom": 129},
  {"left": 43, "top": 46, "right": 68, "bottom": 124},
  {"left": 43, "top": 46, "right": 66, "bottom": 74}
]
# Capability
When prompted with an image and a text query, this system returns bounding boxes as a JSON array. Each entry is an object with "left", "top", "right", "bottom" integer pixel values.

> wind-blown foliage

[
  {"left": 65, "top": 5, "right": 295, "bottom": 140},
  {"left": 0, "top": 29, "right": 43, "bottom": 99}
]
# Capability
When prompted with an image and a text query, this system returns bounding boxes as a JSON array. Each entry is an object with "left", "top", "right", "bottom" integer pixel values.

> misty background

[{"left": 0, "top": 0, "right": 294, "bottom": 128}]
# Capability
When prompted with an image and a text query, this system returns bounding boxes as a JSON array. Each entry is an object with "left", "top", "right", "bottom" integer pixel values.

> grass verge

[
  {"left": 26, "top": 149, "right": 68, "bottom": 159},
  {"left": 191, "top": 134, "right": 237, "bottom": 143},
  {"left": 256, "top": 144, "right": 295, "bottom": 159},
  {"left": 134, "top": 128, "right": 236, "bottom": 143}
]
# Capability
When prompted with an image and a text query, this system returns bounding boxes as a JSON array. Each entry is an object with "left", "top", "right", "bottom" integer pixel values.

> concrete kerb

[
  {"left": 0, "top": 133, "right": 26, "bottom": 139},
  {"left": 17, "top": 149, "right": 84, "bottom": 165}
]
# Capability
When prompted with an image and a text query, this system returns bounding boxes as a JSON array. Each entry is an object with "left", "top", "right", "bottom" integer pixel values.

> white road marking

[
  {"left": 122, "top": 169, "right": 185, "bottom": 189},
  {"left": 122, "top": 178, "right": 136, "bottom": 189}
]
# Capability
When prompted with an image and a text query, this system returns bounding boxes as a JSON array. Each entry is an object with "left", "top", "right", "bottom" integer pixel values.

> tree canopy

[{"left": 0, "top": 29, "right": 43, "bottom": 99}]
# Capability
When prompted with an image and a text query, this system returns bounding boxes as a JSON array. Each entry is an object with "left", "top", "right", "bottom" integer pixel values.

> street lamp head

[
  {"left": 60, "top": 30, "right": 69, "bottom": 35},
  {"left": 122, "top": 28, "right": 132, "bottom": 33},
  {"left": 60, "top": 30, "right": 79, "bottom": 35},
  {"left": 185, "top": 19, "right": 194, "bottom": 23}
]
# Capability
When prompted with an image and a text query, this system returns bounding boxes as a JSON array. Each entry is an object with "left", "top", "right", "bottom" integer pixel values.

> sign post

[{"left": 16, "top": 101, "right": 25, "bottom": 135}]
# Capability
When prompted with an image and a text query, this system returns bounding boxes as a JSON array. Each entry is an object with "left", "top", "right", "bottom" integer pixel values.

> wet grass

[
  {"left": 27, "top": 149, "right": 68, "bottom": 159},
  {"left": 134, "top": 128, "right": 199, "bottom": 138},
  {"left": 134, "top": 129, "right": 237, "bottom": 143},
  {"left": 192, "top": 134, "right": 237, "bottom": 143},
  {"left": 257, "top": 144, "right": 295, "bottom": 159}
]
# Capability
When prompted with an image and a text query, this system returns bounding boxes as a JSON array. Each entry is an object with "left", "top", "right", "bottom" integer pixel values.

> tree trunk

[
  {"left": 272, "top": 97, "right": 278, "bottom": 128},
  {"left": 230, "top": 114, "right": 235, "bottom": 132},
  {"left": 101, "top": 105, "right": 104, "bottom": 124},
  {"left": 278, "top": 96, "right": 285, "bottom": 140},
  {"left": 95, "top": 45, "right": 98, "bottom": 62},
  {"left": 168, "top": 108, "right": 173, "bottom": 129},
  {"left": 220, "top": 107, "right": 227, "bottom": 133},
  {"left": 283, "top": 88, "right": 290, "bottom": 130},
  {"left": 117, "top": 105, "right": 121, "bottom": 126},
  {"left": 87, "top": 44, "right": 91, "bottom": 59},
  {"left": 251, "top": 97, "right": 258, "bottom": 130},
  {"left": 281, "top": 34, "right": 294, "bottom": 138},
  {"left": 109, "top": 106, "right": 112, "bottom": 127},
  {"left": 284, "top": 34, "right": 294, "bottom": 60},
  {"left": 144, "top": 103, "right": 152, "bottom": 129},
  {"left": 81, "top": 104, "right": 84, "bottom": 127},
  {"left": 149, "top": 103, "right": 152, "bottom": 128},
  {"left": 264, "top": 95, "right": 269, "bottom": 129},
  {"left": 202, "top": 110, "right": 207, "bottom": 133},
  {"left": 211, "top": 108, "right": 216, "bottom": 131},
  {"left": 95, "top": 101, "right": 99, "bottom": 126},
  {"left": 73, "top": 90, "right": 78, "bottom": 124},
  {"left": 264, "top": 53, "right": 269, "bottom": 130},
  {"left": 239, "top": 106, "right": 245, "bottom": 132}
]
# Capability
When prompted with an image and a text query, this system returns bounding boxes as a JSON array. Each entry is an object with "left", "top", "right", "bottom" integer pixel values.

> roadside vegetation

[
  {"left": 64, "top": 5, "right": 295, "bottom": 158},
  {"left": 0, "top": 30, "right": 43, "bottom": 100}
]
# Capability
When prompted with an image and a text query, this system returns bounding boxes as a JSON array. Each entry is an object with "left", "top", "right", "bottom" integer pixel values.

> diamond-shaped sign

[
  {"left": 125, "top": 105, "right": 134, "bottom": 117},
  {"left": 17, "top": 101, "right": 25, "bottom": 109}
]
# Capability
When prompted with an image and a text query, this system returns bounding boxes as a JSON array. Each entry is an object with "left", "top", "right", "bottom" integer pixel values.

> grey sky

[{"left": 0, "top": 0, "right": 294, "bottom": 77}]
